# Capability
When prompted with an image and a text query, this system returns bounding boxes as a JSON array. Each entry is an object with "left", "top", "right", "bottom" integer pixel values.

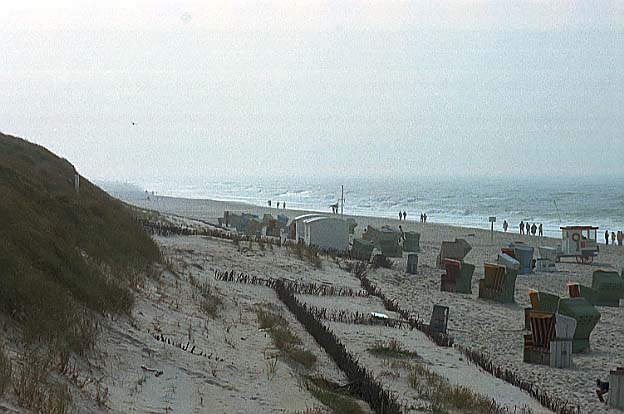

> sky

[{"left": 1, "top": 0, "right": 623, "bottom": 181}]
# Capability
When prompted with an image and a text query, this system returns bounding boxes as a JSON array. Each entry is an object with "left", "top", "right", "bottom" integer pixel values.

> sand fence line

[
  {"left": 273, "top": 279, "right": 404, "bottom": 414},
  {"left": 352, "top": 272, "right": 581, "bottom": 414},
  {"left": 214, "top": 266, "right": 582, "bottom": 414},
  {"left": 456, "top": 345, "right": 580, "bottom": 414},
  {"left": 143, "top": 213, "right": 583, "bottom": 412},
  {"left": 214, "top": 269, "right": 368, "bottom": 297}
]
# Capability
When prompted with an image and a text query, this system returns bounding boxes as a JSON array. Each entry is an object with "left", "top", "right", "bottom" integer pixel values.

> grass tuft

[
  {"left": 407, "top": 362, "right": 510, "bottom": 413},
  {"left": 12, "top": 351, "right": 72, "bottom": 414},
  {"left": 255, "top": 305, "right": 316, "bottom": 369},
  {"left": 199, "top": 281, "right": 223, "bottom": 319},
  {"left": 368, "top": 338, "right": 419, "bottom": 358},
  {"left": 304, "top": 378, "right": 363, "bottom": 414}
]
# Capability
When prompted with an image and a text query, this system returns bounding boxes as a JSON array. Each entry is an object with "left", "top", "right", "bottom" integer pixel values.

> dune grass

[
  {"left": 199, "top": 282, "right": 224, "bottom": 319},
  {"left": 0, "top": 133, "right": 160, "bottom": 357},
  {"left": 0, "top": 344, "right": 11, "bottom": 396},
  {"left": 408, "top": 362, "right": 510, "bottom": 414},
  {"left": 255, "top": 305, "right": 317, "bottom": 369},
  {"left": 304, "top": 377, "right": 363, "bottom": 414},
  {"left": 309, "top": 387, "right": 362, "bottom": 414},
  {"left": 11, "top": 350, "right": 72, "bottom": 414},
  {"left": 368, "top": 338, "right": 419, "bottom": 358}
]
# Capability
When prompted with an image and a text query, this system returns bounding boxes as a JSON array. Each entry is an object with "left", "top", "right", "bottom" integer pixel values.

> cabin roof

[
  {"left": 304, "top": 216, "right": 345, "bottom": 224},
  {"left": 560, "top": 226, "right": 599, "bottom": 230},
  {"left": 293, "top": 213, "right": 325, "bottom": 222}
]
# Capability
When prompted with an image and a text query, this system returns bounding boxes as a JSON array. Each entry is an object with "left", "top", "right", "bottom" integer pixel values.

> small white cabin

[
  {"left": 302, "top": 216, "right": 349, "bottom": 252},
  {"left": 292, "top": 214, "right": 325, "bottom": 241}
]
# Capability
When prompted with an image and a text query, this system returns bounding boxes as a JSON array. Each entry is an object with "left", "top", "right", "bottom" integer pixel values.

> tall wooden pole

[{"left": 340, "top": 185, "right": 344, "bottom": 217}]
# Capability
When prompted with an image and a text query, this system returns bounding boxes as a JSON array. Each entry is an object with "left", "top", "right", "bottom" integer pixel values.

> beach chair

[
  {"left": 567, "top": 270, "right": 623, "bottom": 307},
  {"left": 531, "top": 289, "right": 601, "bottom": 353},
  {"left": 591, "top": 270, "right": 624, "bottom": 306},
  {"left": 478, "top": 263, "right": 518, "bottom": 303},
  {"left": 524, "top": 312, "right": 576, "bottom": 368},
  {"left": 436, "top": 238, "right": 472, "bottom": 269},
  {"left": 557, "top": 297, "right": 601, "bottom": 353},
  {"left": 363, "top": 226, "right": 403, "bottom": 257},
  {"left": 523, "top": 311, "right": 556, "bottom": 366},
  {"left": 429, "top": 305, "right": 449, "bottom": 334},
  {"left": 351, "top": 239, "right": 375, "bottom": 262},
  {"left": 524, "top": 290, "right": 560, "bottom": 329},
  {"left": 378, "top": 237, "right": 403, "bottom": 258},
  {"left": 509, "top": 243, "right": 534, "bottom": 274},
  {"left": 496, "top": 252, "right": 520, "bottom": 272},
  {"left": 362, "top": 225, "right": 380, "bottom": 243},
  {"left": 406, "top": 254, "right": 418, "bottom": 275},
  {"left": 538, "top": 246, "right": 558, "bottom": 262},
  {"left": 609, "top": 367, "right": 624, "bottom": 409},
  {"left": 441, "top": 259, "right": 475, "bottom": 294},
  {"left": 501, "top": 247, "right": 516, "bottom": 258},
  {"left": 403, "top": 231, "right": 421, "bottom": 252},
  {"left": 243, "top": 218, "right": 262, "bottom": 237},
  {"left": 535, "top": 246, "right": 557, "bottom": 272}
]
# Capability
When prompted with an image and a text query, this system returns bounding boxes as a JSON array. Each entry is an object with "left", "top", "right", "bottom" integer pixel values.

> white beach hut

[
  {"left": 292, "top": 214, "right": 325, "bottom": 242},
  {"left": 302, "top": 216, "right": 349, "bottom": 252}
]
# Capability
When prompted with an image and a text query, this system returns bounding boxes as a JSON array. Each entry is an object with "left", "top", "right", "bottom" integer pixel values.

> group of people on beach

[
  {"left": 397, "top": 211, "right": 428, "bottom": 223},
  {"left": 516, "top": 220, "right": 543, "bottom": 236},
  {"left": 267, "top": 200, "right": 286, "bottom": 209},
  {"left": 604, "top": 230, "right": 623, "bottom": 246}
]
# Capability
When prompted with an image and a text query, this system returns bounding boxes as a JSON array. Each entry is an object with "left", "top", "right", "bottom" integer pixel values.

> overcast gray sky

[{"left": 1, "top": 0, "right": 623, "bottom": 180}]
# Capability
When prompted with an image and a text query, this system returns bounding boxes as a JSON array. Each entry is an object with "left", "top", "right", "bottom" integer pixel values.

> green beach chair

[
  {"left": 526, "top": 290, "right": 601, "bottom": 353},
  {"left": 403, "top": 231, "right": 421, "bottom": 253},
  {"left": 557, "top": 297, "right": 601, "bottom": 353},
  {"left": 436, "top": 238, "right": 472, "bottom": 268},
  {"left": 441, "top": 259, "right": 475, "bottom": 294},
  {"left": 378, "top": 238, "right": 403, "bottom": 258},
  {"left": 590, "top": 270, "right": 624, "bottom": 306},
  {"left": 569, "top": 270, "right": 624, "bottom": 307},
  {"left": 351, "top": 238, "right": 375, "bottom": 262}
]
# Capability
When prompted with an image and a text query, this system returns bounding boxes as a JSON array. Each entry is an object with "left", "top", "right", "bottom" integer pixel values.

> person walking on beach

[
  {"left": 403, "top": 211, "right": 407, "bottom": 220},
  {"left": 538, "top": 223, "right": 543, "bottom": 237},
  {"left": 520, "top": 221, "right": 524, "bottom": 234},
  {"left": 503, "top": 220, "right": 508, "bottom": 232},
  {"left": 399, "top": 211, "right": 402, "bottom": 220},
  {"left": 605, "top": 230, "right": 610, "bottom": 245},
  {"left": 268, "top": 200, "right": 272, "bottom": 207},
  {"left": 423, "top": 213, "right": 427, "bottom": 223},
  {"left": 283, "top": 202, "right": 286, "bottom": 209},
  {"left": 420, "top": 213, "right": 424, "bottom": 223},
  {"left": 618, "top": 230, "right": 623, "bottom": 246},
  {"left": 612, "top": 232, "right": 616, "bottom": 246},
  {"left": 277, "top": 202, "right": 280, "bottom": 209},
  {"left": 531, "top": 223, "right": 537, "bottom": 236},
  {"left": 526, "top": 222, "right": 531, "bottom": 235}
]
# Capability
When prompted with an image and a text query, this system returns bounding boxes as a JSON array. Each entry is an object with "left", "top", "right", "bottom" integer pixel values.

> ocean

[{"left": 124, "top": 175, "right": 624, "bottom": 239}]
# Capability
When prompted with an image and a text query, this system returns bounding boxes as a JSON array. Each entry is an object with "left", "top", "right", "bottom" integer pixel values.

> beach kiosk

[{"left": 556, "top": 226, "right": 599, "bottom": 264}]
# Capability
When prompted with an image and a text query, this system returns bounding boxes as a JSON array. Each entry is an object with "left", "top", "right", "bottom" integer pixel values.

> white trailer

[{"left": 557, "top": 226, "right": 599, "bottom": 264}]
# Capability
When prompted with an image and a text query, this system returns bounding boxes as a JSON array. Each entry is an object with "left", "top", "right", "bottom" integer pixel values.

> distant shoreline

[
  {"left": 113, "top": 191, "right": 561, "bottom": 243},
  {"left": 102, "top": 173, "right": 624, "bottom": 239}
]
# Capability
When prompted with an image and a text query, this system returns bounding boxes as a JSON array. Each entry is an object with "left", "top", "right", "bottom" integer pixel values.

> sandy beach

[{"left": 98, "top": 191, "right": 623, "bottom": 413}]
